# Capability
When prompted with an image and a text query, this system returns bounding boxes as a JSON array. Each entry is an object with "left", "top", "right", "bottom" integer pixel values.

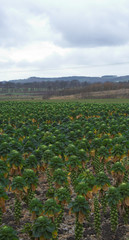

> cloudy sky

[{"left": 0, "top": 0, "right": 129, "bottom": 81}]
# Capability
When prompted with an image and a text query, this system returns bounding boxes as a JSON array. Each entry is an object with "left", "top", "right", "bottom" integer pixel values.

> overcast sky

[{"left": 0, "top": 0, "right": 129, "bottom": 81}]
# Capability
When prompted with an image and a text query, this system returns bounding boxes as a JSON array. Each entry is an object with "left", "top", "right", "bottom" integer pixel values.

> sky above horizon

[{"left": 0, "top": 0, "right": 129, "bottom": 81}]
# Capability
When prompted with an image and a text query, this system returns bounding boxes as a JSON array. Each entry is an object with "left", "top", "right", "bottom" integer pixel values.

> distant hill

[{"left": 5, "top": 75, "right": 129, "bottom": 84}]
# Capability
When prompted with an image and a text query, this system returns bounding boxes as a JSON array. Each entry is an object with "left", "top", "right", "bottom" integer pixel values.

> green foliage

[
  {"left": 0, "top": 173, "right": 9, "bottom": 189},
  {"left": 0, "top": 160, "right": 8, "bottom": 175},
  {"left": 11, "top": 176, "right": 26, "bottom": 192},
  {"left": 49, "top": 156, "right": 64, "bottom": 170},
  {"left": 29, "top": 198, "right": 43, "bottom": 217},
  {"left": 43, "top": 198, "right": 61, "bottom": 216},
  {"left": 32, "top": 216, "right": 56, "bottom": 239},
  {"left": 67, "top": 155, "right": 80, "bottom": 169},
  {"left": 23, "top": 169, "right": 38, "bottom": 188},
  {"left": 55, "top": 187, "right": 70, "bottom": 203},
  {"left": 119, "top": 182, "right": 129, "bottom": 200},
  {"left": 111, "top": 162, "right": 125, "bottom": 174},
  {"left": 111, "top": 144, "right": 125, "bottom": 156},
  {"left": 7, "top": 150, "right": 23, "bottom": 168},
  {"left": 75, "top": 181, "right": 89, "bottom": 195},
  {"left": 69, "top": 195, "right": 90, "bottom": 216},
  {"left": 96, "top": 171, "right": 110, "bottom": 188},
  {"left": 43, "top": 149, "right": 54, "bottom": 164},
  {"left": 53, "top": 169, "right": 68, "bottom": 187},
  {"left": 0, "top": 225, "right": 19, "bottom": 240},
  {"left": 107, "top": 186, "right": 120, "bottom": 206},
  {"left": 1, "top": 101, "right": 129, "bottom": 239},
  {"left": 25, "top": 154, "right": 38, "bottom": 169},
  {"left": 0, "top": 185, "right": 8, "bottom": 200}
]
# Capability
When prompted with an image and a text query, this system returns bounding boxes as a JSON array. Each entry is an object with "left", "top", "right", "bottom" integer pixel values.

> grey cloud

[
  {"left": 1, "top": 0, "right": 129, "bottom": 49},
  {"left": 0, "top": 6, "right": 31, "bottom": 47},
  {"left": 1, "top": 0, "right": 129, "bottom": 81},
  {"left": 0, "top": 1, "right": 61, "bottom": 48},
  {"left": 48, "top": 3, "right": 129, "bottom": 47}
]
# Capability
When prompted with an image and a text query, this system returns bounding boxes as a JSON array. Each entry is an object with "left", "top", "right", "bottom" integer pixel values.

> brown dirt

[{"left": 49, "top": 88, "right": 129, "bottom": 100}]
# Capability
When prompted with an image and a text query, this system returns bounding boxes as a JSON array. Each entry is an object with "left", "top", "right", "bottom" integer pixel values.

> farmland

[{"left": 0, "top": 101, "right": 129, "bottom": 240}]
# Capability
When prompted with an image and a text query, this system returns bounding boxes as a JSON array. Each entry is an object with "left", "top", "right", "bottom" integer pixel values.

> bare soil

[{"left": 50, "top": 88, "right": 129, "bottom": 100}]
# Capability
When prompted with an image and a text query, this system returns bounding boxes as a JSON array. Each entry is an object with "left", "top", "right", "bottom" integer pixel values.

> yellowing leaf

[
  {"left": 65, "top": 156, "right": 68, "bottom": 161},
  {"left": 40, "top": 237, "right": 46, "bottom": 240},
  {"left": 90, "top": 150, "right": 95, "bottom": 157},
  {"left": 23, "top": 186, "right": 28, "bottom": 193},
  {"left": 69, "top": 116, "right": 74, "bottom": 120},
  {"left": 31, "top": 184, "right": 36, "bottom": 191},
  {"left": 52, "top": 230, "right": 58, "bottom": 238},
  {"left": 102, "top": 184, "right": 109, "bottom": 191},
  {"left": 4, "top": 173, "right": 8, "bottom": 178},
  {"left": 76, "top": 114, "right": 82, "bottom": 119},
  {"left": 12, "top": 164, "right": 17, "bottom": 170},
  {"left": 32, "top": 118, "right": 36, "bottom": 123},
  {"left": 78, "top": 211, "right": 85, "bottom": 224},
  {"left": 94, "top": 129, "right": 97, "bottom": 134},
  {"left": 125, "top": 197, "right": 129, "bottom": 206},
  {"left": 92, "top": 185, "right": 100, "bottom": 194},
  {"left": 47, "top": 213, "right": 54, "bottom": 217},
  {"left": 86, "top": 191, "right": 93, "bottom": 199},
  {"left": 69, "top": 209, "right": 71, "bottom": 216}
]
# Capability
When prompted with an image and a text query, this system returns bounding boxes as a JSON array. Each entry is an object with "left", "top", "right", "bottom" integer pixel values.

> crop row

[{"left": 0, "top": 101, "right": 129, "bottom": 240}]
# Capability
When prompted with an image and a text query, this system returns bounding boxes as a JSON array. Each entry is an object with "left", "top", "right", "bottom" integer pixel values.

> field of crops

[{"left": 0, "top": 101, "right": 129, "bottom": 240}]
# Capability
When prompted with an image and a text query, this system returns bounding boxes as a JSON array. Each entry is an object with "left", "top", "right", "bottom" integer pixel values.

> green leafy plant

[
  {"left": 77, "top": 149, "right": 88, "bottom": 168},
  {"left": 53, "top": 169, "right": 68, "bottom": 188},
  {"left": 0, "top": 142, "right": 10, "bottom": 159},
  {"left": 55, "top": 187, "right": 70, "bottom": 228},
  {"left": 7, "top": 150, "right": 23, "bottom": 176},
  {"left": 111, "top": 162, "right": 125, "bottom": 185},
  {"left": 49, "top": 156, "right": 64, "bottom": 171},
  {"left": 75, "top": 181, "right": 89, "bottom": 196},
  {"left": 111, "top": 144, "right": 126, "bottom": 161},
  {"left": 0, "top": 173, "right": 9, "bottom": 189},
  {"left": 23, "top": 169, "right": 38, "bottom": 205},
  {"left": 29, "top": 198, "right": 43, "bottom": 220},
  {"left": 32, "top": 216, "right": 56, "bottom": 240},
  {"left": 0, "top": 225, "right": 19, "bottom": 240},
  {"left": 43, "top": 198, "right": 61, "bottom": 236},
  {"left": 118, "top": 183, "right": 129, "bottom": 224},
  {"left": 11, "top": 176, "right": 26, "bottom": 222},
  {"left": 25, "top": 154, "right": 38, "bottom": 171},
  {"left": 69, "top": 195, "right": 90, "bottom": 240},
  {"left": 0, "top": 160, "right": 8, "bottom": 176}
]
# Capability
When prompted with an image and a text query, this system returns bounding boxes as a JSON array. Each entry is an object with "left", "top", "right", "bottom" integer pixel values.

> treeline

[
  {"left": 0, "top": 80, "right": 129, "bottom": 98},
  {"left": 0, "top": 80, "right": 88, "bottom": 91}
]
